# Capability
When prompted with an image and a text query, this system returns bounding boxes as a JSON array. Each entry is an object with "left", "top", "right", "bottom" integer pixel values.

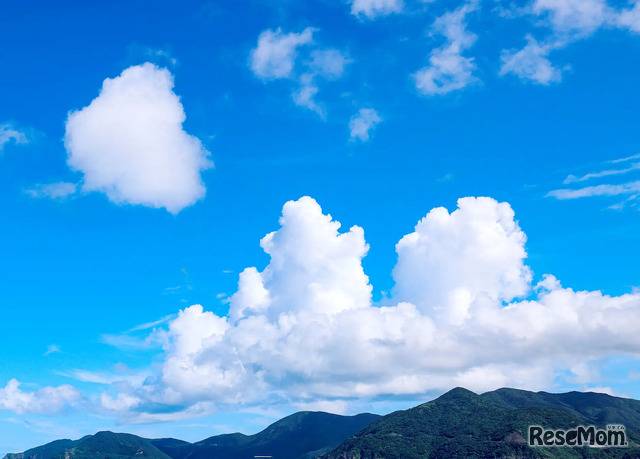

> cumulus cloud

[
  {"left": 349, "top": 108, "right": 382, "bottom": 142},
  {"left": 0, "top": 124, "right": 28, "bottom": 152},
  {"left": 500, "top": 36, "right": 563, "bottom": 85},
  {"left": 532, "top": 0, "right": 611, "bottom": 36},
  {"left": 250, "top": 28, "right": 315, "bottom": 80},
  {"left": 350, "top": 0, "right": 404, "bottom": 19},
  {"left": 95, "top": 196, "right": 640, "bottom": 422},
  {"left": 250, "top": 29, "right": 349, "bottom": 116},
  {"left": 414, "top": 2, "right": 478, "bottom": 95},
  {"left": 392, "top": 197, "right": 532, "bottom": 322},
  {"left": 64, "top": 63, "right": 212, "bottom": 214},
  {"left": 618, "top": 1, "right": 640, "bottom": 32},
  {"left": 0, "top": 379, "right": 82, "bottom": 414}
]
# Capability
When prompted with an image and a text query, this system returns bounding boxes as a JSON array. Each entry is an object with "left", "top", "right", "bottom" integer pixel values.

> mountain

[
  {"left": 154, "top": 411, "right": 381, "bottom": 459},
  {"left": 3, "top": 431, "right": 171, "bottom": 459},
  {"left": 482, "top": 387, "right": 640, "bottom": 442},
  {"left": 322, "top": 387, "right": 640, "bottom": 459},
  {"left": 7, "top": 388, "right": 640, "bottom": 459},
  {"left": 2, "top": 412, "right": 379, "bottom": 459}
]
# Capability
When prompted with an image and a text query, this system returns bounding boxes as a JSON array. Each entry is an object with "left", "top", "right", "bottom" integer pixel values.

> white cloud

[
  {"left": 44, "top": 345, "right": 62, "bottom": 356},
  {"left": 532, "top": 0, "right": 611, "bottom": 36},
  {"left": 98, "top": 196, "right": 640, "bottom": 422},
  {"left": 349, "top": 108, "right": 382, "bottom": 142},
  {"left": 563, "top": 162, "right": 640, "bottom": 183},
  {"left": 292, "top": 74, "right": 324, "bottom": 116},
  {"left": 250, "top": 29, "right": 348, "bottom": 117},
  {"left": 414, "top": 2, "right": 478, "bottom": 95},
  {"left": 393, "top": 197, "right": 532, "bottom": 322},
  {"left": 350, "top": 0, "right": 404, "bottom": 19},
  {"left": 24, "top": 182, "right": 77, "bottom": 200},
  {"left": 250, "top": 28, "right": 315, "bottom": 80},
  {"left": 0, "top": 379, "right": 81, "bottom": 415},
  {"left": 307, "top": 49, "right": 349, "bottom": 79},
  {"left": 0, "top": 124, "right": 28, "bottom": 151},
  {"left": 610, "top": 153, "right": 640, "bottom": 164},
  {"left": 500, "top": 36, "right": 563, "bottom": 85},
  {"left": 64, "top": 63, "right": 212, "bottom": 214},
  {"left": 618, "top": 1, "right": 640, "bottom": 33},
  {"left": 547, "top": 180, "right": 640, "bottom": 199}
]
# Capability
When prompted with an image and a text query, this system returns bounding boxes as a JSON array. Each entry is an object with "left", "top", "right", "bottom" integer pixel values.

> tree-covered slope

[{"left": 322, "top": 388, "right": 640, "bottom": 459}]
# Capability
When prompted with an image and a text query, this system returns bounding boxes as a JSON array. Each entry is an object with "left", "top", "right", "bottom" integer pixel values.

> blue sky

[{"left": 2, "top": 0, "right": 640, "bottom": 452}]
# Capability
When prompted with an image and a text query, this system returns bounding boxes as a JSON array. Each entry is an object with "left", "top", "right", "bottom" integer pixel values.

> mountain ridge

[{"left": 6, "top": 387, "right": 640, "bottom": 459}]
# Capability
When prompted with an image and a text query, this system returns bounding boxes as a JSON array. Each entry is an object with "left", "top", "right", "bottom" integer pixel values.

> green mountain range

[
  {"left": 5, "top": 387, "right": 640, "bottom": 459},
  {"left": 322, "top": 388, "right": 640, "bottom": 458}
]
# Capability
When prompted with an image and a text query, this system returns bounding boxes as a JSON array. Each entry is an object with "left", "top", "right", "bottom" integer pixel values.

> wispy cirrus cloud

[
  {"left": 547, "top": 154, "right": 640, "bottom": 208},
  {"left": 547, "top": 181, "right": 640, "bottom": 199},
  {"left": 563, "top": 162, "right": 640, "bottom": 184},
  {"left": 24, "top": 182, "right": 78, "bottom": 200}
]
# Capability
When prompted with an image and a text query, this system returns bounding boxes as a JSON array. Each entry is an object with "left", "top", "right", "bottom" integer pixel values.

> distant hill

[
  {"left": 3, "top": 431, "right": 171, "bottom": 459},
  {"left": 154, "top": 411, "right": 381, "bottom": 459},
  {"left": 2, "top": 412, "right": 379, "bottom": 459},
  {"left": 322, "top": 387, "right": 640, "bottom": 459}
]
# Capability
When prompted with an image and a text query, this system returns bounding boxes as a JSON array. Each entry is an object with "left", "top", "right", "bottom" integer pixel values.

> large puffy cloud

[
  {"left": 393, "top": 197, "right": 532, "bottom": 323},
  {"left": 64, "top": 63, "right": 212, "bottom": 214},
  {"left": 94, "top": 196, "right": 640, "bottom": 422},
  {"left": 0, "top": 379, "right": 82, "bottom": 414}
]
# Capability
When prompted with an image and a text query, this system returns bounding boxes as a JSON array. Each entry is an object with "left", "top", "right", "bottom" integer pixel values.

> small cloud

[
  {"left": 0, "top": 123, "right": 28, "bottom": 152},
  {"left": 250, "top": 28, "right": 315, "bottom": 80},
  {"left": 349, "top": 108, "right": 382, "bottom": 142},
  {"left": 563, "top": 162, "right": 640, "bottom": 184},
  {"left": 307, "top": 49, "right": 350, "bottom": 79},
  {"left": 24, "top": 182, "right": 78, "bottom": 200},
  {"left": 350, "top": 0, "right": 404, "bottom": 19},
  {"left": 436, "top": 173, "right": 454, "bottom": 183},
  {"left": 127, "top": 314, "right": 176, "bottom": 332},
  {"left": 127, "top": 44, "right": 178, "bottom": 67},
  {"left": 609, "top": 153, "right": 640, "bottom": 164},
  {"left": 292, "top": 74, "right": 324, "bottom": 116},
  {"left": 44, "top": 344, "right": 62, "bottom": 356},
  {"left": 0, "top": 379, "right": 82, "bottom": 415},
  {"left": 546, "top": 181, "right": 640, "bottom": 200},
  {"left": 500, "top": 36, "right": 563, "bottom": 85},
  {"left": 216, "top": 293, "right": 227, "bottom": 299},
  {"left": 414, "top": 3, "right": 478, "bottom": 95}
]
